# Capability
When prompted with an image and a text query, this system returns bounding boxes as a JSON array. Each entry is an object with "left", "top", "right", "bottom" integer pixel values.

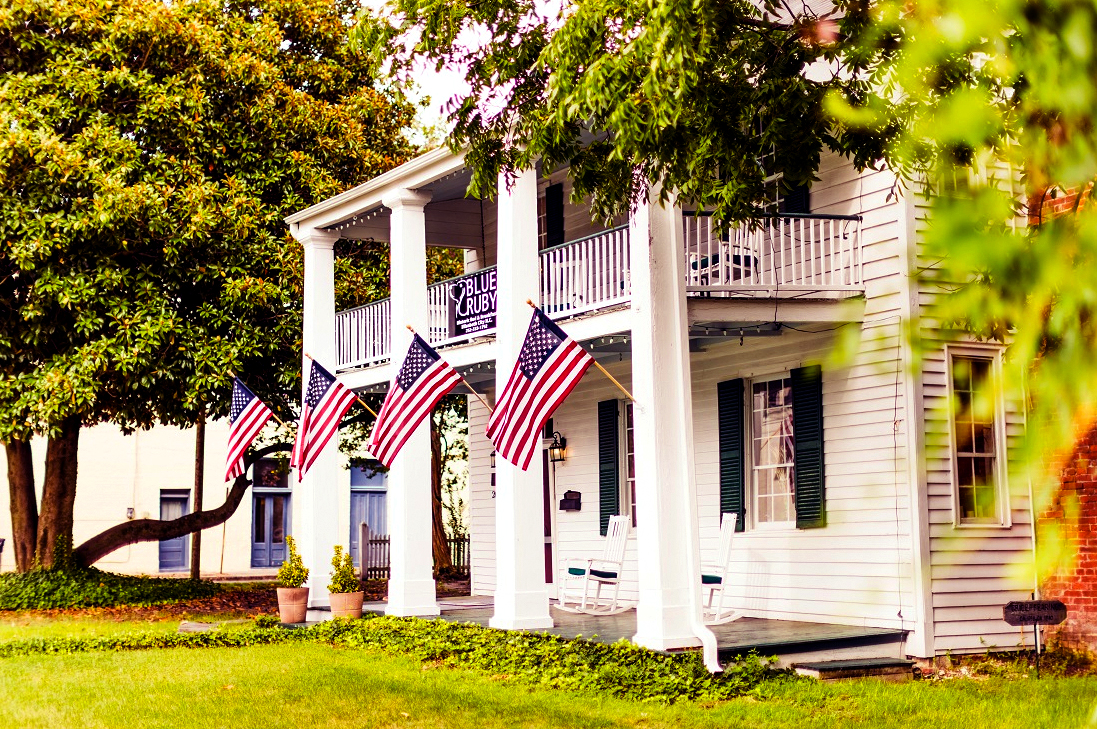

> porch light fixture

[{"left": 549, "top": 432, "right": 567, "bottom": 463}]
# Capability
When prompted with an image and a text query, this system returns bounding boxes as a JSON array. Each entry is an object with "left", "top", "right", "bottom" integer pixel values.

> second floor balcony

[{"left": 335, "top": 212, "right": 862, "bottom": 371}]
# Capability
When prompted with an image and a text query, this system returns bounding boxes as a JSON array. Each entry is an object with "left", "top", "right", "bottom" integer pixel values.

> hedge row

[
  {"left": 0, "top": 615, "right": 792, "bottom": 703},
  {"left": 0, "top": 568, "right": 221, "bottom": 610}
]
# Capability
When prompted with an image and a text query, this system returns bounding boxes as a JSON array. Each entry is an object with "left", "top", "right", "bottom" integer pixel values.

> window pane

[
  {"left": 271, "top": 497, "right": 285, "bottom": 544},
  {"left": 254, "top": 498, "right": 265, "bottom": 543},
  {"left": 952, "top": 354, "right": 1000, "bottom": 524},
  {"left": 752, "top": 376, "right": 796, "bottom": 524}
]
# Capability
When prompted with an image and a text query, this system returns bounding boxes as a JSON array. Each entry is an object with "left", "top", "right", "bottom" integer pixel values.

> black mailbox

[{"left": 559, "top": 490, "right": 582, "bottom": 511}]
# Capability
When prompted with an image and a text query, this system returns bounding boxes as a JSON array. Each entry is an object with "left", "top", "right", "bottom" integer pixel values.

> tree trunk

[
  {"left": 36, "top": 416, "right": 79, "bottom": 568},
  {"left": 430, "top": 416, "right": 452, "bottom": 571},
  {"left": 5, "top": 439, "right": 38, "bottom": 571},
  {"left": 190, "top": 414, "right": 206, "bottom": 580},
  {"left": 72, "top": 443, "right": 290, "bottom": 568}
]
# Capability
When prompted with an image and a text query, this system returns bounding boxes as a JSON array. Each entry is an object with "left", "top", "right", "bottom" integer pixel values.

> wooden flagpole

[
  {"left": 228, "top": 371, "right": 289, "bottom": 427},
  {"left": 302, "top": 352, "right": 379, "bottom": 418},
  {"left": 406, "top": 325, "right": 494, "bottom": 414},
  {"left": 524, "top": 299, "right": 636, "bottom": 402}
]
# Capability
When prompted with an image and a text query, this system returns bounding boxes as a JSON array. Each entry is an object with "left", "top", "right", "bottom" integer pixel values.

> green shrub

[
  {"left": 253, "top": 615, "right": 281, "bottom": 629},
  {"left": 0, "top": 568, "right": 220, "bottom": 611},
  {"left": 0, "top": 615, "right": 791, "bottom": 703},
  {"left": 327, "top": 546, "right": 359, "bottom": 594},
  {"left": 277, "top": 536, "right": 308, "bottom": 588}
]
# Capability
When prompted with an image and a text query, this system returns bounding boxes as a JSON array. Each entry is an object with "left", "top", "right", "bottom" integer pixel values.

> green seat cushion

[
  {"left": 567, "top": 567, "right": 618, "bottom": 579},
  {"left": 701, "top": 574, "right": 722, "bottom": 585}
]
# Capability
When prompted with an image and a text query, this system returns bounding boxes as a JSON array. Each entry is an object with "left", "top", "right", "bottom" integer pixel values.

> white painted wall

[{"left": 0, "top": 421, "right": 352, "bottom": 577}]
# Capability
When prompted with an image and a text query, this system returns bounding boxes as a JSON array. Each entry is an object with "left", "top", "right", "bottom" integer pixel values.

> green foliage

[
  {"left": 358, "top": 0, "right": 876, "bottom": 225},
  {"left": 826, "top": 0, "right": 1097, "bottom": 508},
  {"left": 0, "top": 0, "right": 417, "bottom": 439},
  {"left": 327, "top": 546, "right": 360, "bottom": 594},
  {"left": 0, "top": 568, "right": 220, "bottom": 611},
  {"left": 276, "top": 535, "right": 309, "bottom": 589},
  {"left": 0, "top": 615, "right": 789, "bottom": 703},
  {"left": 252, "top": 615, "right": 281, "bottom": 629}
]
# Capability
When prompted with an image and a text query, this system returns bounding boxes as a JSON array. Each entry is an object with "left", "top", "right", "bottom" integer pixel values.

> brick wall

[{"left": 1042, "top": 425, "right": 1097, "bottom": 652}]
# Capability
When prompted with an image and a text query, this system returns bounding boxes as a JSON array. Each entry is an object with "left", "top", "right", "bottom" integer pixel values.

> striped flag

[
  {"left": 226, "top": 378, "right": 273, "bottom": 481},
  {"left": 487, "top": 307, "right": 593, "bottom": 470},
  {"left": 368, "top": 334, "right": 462, "bottom": 467},
  {"left": 291, "top": 359, "right": 358, "bottom": 480}
]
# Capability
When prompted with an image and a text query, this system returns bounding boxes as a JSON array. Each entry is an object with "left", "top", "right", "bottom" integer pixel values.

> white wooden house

[{"left": 285, "top": 146, "right": 1036, "bottom": 659}]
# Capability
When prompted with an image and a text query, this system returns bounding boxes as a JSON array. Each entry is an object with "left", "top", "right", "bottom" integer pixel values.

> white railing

[
  {"left": 684, "top": 213, "right": 862, "bottom": 295},
  {"left": 336, "top": 298, "right": 390, "bottom": 369},
  {"left": 539, "top": 225, "right": 631, "bottom": 317}
]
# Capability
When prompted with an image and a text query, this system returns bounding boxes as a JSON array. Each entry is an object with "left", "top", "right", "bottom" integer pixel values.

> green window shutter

[
  {"left": 545, "top": 183, "right": 565, "bottom": 249},
  {"left": 717, "top": 379, "right": 746, "bottom": 532},
  {"left": 792, "top": 365, "right": 826, "bottom": 529},
  {"left": 598, "top": 399, "right": 620, "bottom": 536}
]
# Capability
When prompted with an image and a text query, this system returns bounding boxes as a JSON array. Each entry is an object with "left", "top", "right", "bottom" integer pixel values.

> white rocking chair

[
  {"left": 701, "top": 513, "right": 743, "bottom": 625},
  {"left": 557, "top": 515, "right": 630, "bottom": 615}
]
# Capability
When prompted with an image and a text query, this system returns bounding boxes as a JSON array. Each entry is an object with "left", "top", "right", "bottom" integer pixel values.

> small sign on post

[
  {"left": 1002, "top": 600, "right": 1067, "bottom": 678},
  {"left": 1002, "top": 600, "right": 1067, "bottom": 627}
]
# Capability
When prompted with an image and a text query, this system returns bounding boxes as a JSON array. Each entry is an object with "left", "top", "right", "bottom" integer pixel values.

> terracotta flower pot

[
  {"left": 276, "top": 587, "right": 309, "bottom": 624},
  {"left": 329, "top": 591, "right": 365, "bottom": 619}
]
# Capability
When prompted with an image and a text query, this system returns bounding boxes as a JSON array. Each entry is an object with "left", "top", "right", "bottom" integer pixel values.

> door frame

[{"left": 158, "top": 490, "right": 191, "bottom": 572}]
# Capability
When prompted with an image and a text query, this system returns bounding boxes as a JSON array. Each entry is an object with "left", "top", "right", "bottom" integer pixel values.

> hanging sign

[
  {"left": 1002, "top": 600, "right": 1067, "bottom": 627},
  {"left": 448, "top": 268, "right": 498, "bottom": 338}
]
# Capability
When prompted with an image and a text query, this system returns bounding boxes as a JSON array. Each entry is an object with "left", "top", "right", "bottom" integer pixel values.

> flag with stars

[
  {"left": 226, "top": 378, "right": 273, "bottom": 481},
  {"left": 291, "top": 359, "right": 358, "bottom": 480},
  {"left": 487, "top": 307, "right": 594, "bottom": 470},
  {"left": 368, "top": 334, "right": 462, "bottom": 467}
]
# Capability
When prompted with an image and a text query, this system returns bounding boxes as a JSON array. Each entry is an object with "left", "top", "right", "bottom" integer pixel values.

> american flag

[
  {"left": 225, "top": 378, "right": 273, "bottom": 481},
  {"left": 487, "top": 307, "right": 593, "bottom": 470},
  {"left": 291, "top": 359, "right": 358, "bottom": 480},
  {"left": 368, "top": 334, "right": 462, "bottom": 467}
]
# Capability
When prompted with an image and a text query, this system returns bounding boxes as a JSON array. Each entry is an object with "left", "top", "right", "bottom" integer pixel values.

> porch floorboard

[{"left": 362, "top": 596, "right": 905, "bottom": 659}]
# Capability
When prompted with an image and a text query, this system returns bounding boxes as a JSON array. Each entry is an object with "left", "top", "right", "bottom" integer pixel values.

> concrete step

[{"left": 794, "top": 657, "right": 915, "bottom": 682}]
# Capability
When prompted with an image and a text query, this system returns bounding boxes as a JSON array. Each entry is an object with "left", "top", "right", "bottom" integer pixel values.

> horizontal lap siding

[
  {"left": 914, "top": 185, "right": 1036, "bottom": 653},
  {"left": 468, "top": 398, "right": 496, "bottom": 595}
]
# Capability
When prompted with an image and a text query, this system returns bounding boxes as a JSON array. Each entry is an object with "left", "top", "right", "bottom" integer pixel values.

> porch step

[{"left": 794, "top": 657, "right": 915, "bottom": 682}]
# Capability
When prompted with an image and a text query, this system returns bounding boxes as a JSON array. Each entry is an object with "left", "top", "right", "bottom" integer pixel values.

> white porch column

[
  {"left": 489, "top": 167, "right": 554, "bottom": 630},
  {"left": 295, "top": 225, "right": 341, "bottom": 608},
  {"left": 629, "top": 191, "right": 714, "bottom": 651},
  {"left": 383, "top": 188, "right": 440, "bottom": 617}
]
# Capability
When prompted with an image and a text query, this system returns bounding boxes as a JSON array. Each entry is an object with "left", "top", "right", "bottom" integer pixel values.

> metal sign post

[{"left": 1002, "top": 600, "right": 1068, "bottom": 678}]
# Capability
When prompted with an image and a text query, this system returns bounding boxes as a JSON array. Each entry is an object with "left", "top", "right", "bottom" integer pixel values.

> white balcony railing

[
  {"left": 336, "top": 297, "right": 391, "bottom": 370},
  {"left": 539, "top": 224, "right": 631, "bottom": 318},
  {"left": 333, "top": 214, "right": 861, "bottom": 370},
  {"left": 684, "top": 213, "right": 863, "bottom": 295}
]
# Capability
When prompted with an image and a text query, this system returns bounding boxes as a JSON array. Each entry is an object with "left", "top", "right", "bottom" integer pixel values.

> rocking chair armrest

[{"left": 587, "top": 558, "right": 622, "bottom": 571}]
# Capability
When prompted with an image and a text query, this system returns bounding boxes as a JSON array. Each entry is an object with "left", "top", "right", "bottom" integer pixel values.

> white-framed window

[
  {"left": 620, "top": 401, "right": 636, "bottom": 527},
  {"left": 947, "top": 346, "right": 1009, "bottom": 526},
  {"left": 750, "top": 375, "right": 796, "bottom": 528}
]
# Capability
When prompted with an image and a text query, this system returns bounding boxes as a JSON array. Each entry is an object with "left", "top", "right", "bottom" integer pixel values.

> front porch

[{"left": 360, "top": 595, "right": 907, "bottom": 666}]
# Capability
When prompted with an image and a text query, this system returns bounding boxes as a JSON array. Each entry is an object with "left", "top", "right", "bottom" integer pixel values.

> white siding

[
  {"left": 468, "top": 397, "right": 496, "bottom": 594},
  {"left": 912, "top": 181, "right": 1036, "bottom": 653}
]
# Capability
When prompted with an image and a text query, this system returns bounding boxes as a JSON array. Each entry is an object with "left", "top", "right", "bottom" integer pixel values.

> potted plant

[
  {"left": 328, "top": 545, "right": 364, "bottom": 619},
  {"left": 276, "top": 535, "right": 309, "bottom": 624}
]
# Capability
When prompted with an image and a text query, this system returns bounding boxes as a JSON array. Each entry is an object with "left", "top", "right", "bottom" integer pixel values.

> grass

[
  {"left": 0, "top": 612, "right": 260, "bottom": 642},
  {"left": 0, "top": 643, "right": 1094, "bottom": 729}
]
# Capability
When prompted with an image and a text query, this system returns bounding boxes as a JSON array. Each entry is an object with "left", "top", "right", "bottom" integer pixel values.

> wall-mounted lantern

[{"left": 548, "top": 432, "right": 567, "bottom": 463}]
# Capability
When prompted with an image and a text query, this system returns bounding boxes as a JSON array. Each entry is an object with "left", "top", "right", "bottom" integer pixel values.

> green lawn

[
  {"left": 1, "top": 642, "right": 1095, "bottom": 729},
  {"left": 0, "top": 612, "right": 257, "bottom": 642}
]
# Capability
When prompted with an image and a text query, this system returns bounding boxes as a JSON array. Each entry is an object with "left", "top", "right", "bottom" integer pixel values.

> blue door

[
  {"left": 251, "top": 459, "right": 291, "bottom": 569},
  {"left": 349, "top": 462, "right": 388, "bottom": 567},
  {"left": 251, "top": 493, "right": 290, "bottom": 568},
  {"left": 158, "top": 493, "right": 190, "bottom": 572}
]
